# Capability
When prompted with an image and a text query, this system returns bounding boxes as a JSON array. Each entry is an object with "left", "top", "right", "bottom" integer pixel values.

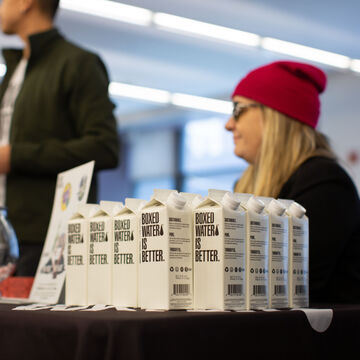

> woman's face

[
  {"left": 225, "top": 95, "right": 264, "bottom": 164},
  {"left": 0, "top": 0, "right": 23, "bottom": 35}
]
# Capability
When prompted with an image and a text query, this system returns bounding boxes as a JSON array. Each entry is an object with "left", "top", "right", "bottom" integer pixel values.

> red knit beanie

[{"left": 232, "top": 61, "right": 327, "bottom": 128}]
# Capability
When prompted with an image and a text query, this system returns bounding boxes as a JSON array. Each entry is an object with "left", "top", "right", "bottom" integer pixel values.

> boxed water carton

[
  {"left": 109, "top": 198, "right": 145, "bottom": 308},
  {"left": 193, "top": 189, "right": 246, "bottom": 311},
  {"left": 87, "top": 204, "right": 113, "bottom": 305},
  {"left": 179, "top": 192, "right": 204, "bottom": 256},
  {"left": 235, "top": 194, "right": 269, "bottom": 310},
  {"left": 100, "top": 201, "right": 124, "bottom": 219},
  {"left": 180, "top": 192, "right": 204, "bottom": 210},
  {"left": 66, "top": 204, "right": 99, "bottom": 306},
  {"left": 258, "top": 197, "right": 289, "bottom": 309},
  {"left": 139, "top": 189, "right": 192, "bottom": 310},
  {"left": 279, "top": 199, "right": 309, "bottom": 308}
]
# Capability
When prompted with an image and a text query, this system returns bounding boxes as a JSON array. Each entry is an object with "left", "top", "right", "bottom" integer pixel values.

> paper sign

[{"left": 29, "top": 161, "right": 95, "bottom": 304}]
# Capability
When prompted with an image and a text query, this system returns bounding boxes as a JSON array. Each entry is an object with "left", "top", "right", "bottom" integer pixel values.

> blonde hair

[{"left": 234, "top": 106, "right": 336, "bottom": 197}]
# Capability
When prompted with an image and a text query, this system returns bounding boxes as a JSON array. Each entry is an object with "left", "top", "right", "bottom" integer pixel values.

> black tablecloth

[{"left": 0, "top": 303, "right": 359, "bottom": 360}]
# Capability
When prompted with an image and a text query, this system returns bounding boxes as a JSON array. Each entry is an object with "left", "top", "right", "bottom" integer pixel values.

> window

[
  {"left": 181, "top": 117, "right": 247, "bottom": 196},
  {"left": 103, "top": 116, "right": 248, "bottom": 202},
  {"left": 128, "top": 128, "right": 176, "bottom": 201},
  {"left": 133, "top": 177, "right": 175, "bottom": 200}
]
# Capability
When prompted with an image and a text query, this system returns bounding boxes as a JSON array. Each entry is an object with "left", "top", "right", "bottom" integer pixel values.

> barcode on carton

[
  {"left": 274, "top": 285, "right": 286, "bottom": 295},
  {"left": 295, "top": 285, "right": 306, "bottom": 295},
  {"left": 253, "top": 285, "right": 266, "bottom": 296},
  {"left": 173, "top": 284, "right": 190, "bottom": 296},
  {"left": 227, "top": 284, "right": 243, "bottom": 296}
]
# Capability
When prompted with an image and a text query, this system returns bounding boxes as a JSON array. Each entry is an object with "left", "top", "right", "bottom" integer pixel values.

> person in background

[
  {"left": 0, "top": 0, "right": 119, "bottom": 275},
  {"left": 225, "top": 60, "right": 360, "bottom": 303}
]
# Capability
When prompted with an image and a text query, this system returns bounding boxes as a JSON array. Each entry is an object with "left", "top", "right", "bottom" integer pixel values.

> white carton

[
  {"left": 87, "top": 205, "right": 113, "bottom": 305},
  {"left": 180, "top": 192, "right": 204, "bottom": 311},
  {"left": 194, "top": 190, "right": 246, "bottom": 310},
  {"left": 139, "top": 189, "right": 192, "bottom": 310},
  {"left": 259, "top": 197, "right": 289, "bottom": 309},
  {"left": 66, "top": 204, "right": 99, "bottom": 306},
  {"left": 110, "top": 198, "right": 145, "bottom": 308},
  {"left": 100, "top": 201, "right": 124, "bottom": 219},
  {"left": 279, "top": 199, "right": 309, "bottom": 308},
  {"left": 235, "top": 194, "right": 269, "bottom": 309},
  {"left": 180, "top": 192, "right": 204, "bottom": 210}
]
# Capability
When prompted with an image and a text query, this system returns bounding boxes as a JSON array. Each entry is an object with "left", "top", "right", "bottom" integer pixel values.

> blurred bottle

[{"left": 0, "top": 207, "right": 19, "bottom": 282}]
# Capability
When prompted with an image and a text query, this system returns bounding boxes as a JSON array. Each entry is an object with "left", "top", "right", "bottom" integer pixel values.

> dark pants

[{"left": 15, "top": 244, "right": 43, "bottom": 276}]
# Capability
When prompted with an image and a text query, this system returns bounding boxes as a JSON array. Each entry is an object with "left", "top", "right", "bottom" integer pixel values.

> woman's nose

[{"left": 225, "top": 116, "right": 235, "bottom": 131}]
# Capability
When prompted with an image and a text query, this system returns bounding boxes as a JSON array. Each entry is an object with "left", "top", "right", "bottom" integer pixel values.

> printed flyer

[{"left": 29, "top": 161, "right": 95, "bottom": 304}]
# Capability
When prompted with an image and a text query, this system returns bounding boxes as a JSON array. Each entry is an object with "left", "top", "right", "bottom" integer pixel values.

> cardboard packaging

[
  {"left": 66, "top": 204, "right": 99, "bottom": 306},
  {"left": 180, "top": 192, "right": 204, "bottom": 210},
  {"left": 139, "top": 190, "right": 192, "bottom": 310},
  {"left": 87, "top": 204, "right": 113, "bottom": 305},
  {"left": 236, "top": 194, "right": 269, "bottom": 309},
  {"left": 279, "top": 200, "right": 309, "bottom": 308},
  {"left": 259, "top": 197, "right": 289, "bottom": 309},
  {"left": 109, "top": 198, "right": 145, "bottom": 308},
  {"left": 194, "top": 190, "right": 246, "bottom": 310}
]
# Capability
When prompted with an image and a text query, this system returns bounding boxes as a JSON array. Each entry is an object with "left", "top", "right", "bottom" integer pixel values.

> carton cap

[
  {"left": 267, "top": 199, "right": 286, "bottom": 216},
  {"left": 168, "top": 192, "right": 186, "bottom": 209},
  {"left": 180, "top": 192, "right": 204, "bottom": 209},
  {"left": 246, "top": 196, "right": 265, "bottom": 214},
  {"left": 222, "top": 192, "right": 240, "bottom": 210},
  {"left": 233, "top": 192, "right": 252, "bottom": 204},
  {"left": 288, "top": 202, "right": 306, "bottom": 218}
]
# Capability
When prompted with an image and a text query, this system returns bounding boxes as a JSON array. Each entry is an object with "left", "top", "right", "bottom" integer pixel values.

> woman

[{"left": 225, "top": 60, "right": 360, "bottom": 303}]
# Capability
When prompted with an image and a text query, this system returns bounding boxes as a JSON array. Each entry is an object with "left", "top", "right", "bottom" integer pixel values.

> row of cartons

[{"left": 66, "top": 189, "right": 309, "bottom": 310}]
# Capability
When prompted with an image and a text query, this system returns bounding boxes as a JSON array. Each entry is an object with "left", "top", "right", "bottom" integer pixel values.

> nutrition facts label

[
  {"left": 224, "top": 213, "right": 246, "bottom": 309},
  {"left": 248, "top": 215, "right": 269, "bottom": 309},
  {"left": 169, "top": 210, "right": 192, "bottom": 309},
  {"left": 291, "top": 217, "right": 309, "bottom": 307},
  {"left": 269, "top": 217, "right": 289, "bottom": 308}
]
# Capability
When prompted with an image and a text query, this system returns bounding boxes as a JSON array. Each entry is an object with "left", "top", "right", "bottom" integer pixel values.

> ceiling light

[
  {"left": 153, "top": 13, "right": 260, "bottom": 47},
  {"left": 350, "top": 59, "right": 360, "bottom": 73},
  {"left": 171, "top": 93, "right": 232, "bottom": 114},
  {"left": 0, "top": 64, "right": 6, "bottom": 77},
  {"left": 109, "top": 82, "right": 171, "bottom": 104},
  {"left": 60, "top": 0, "right": 152, "bottom": 26},
  {"left": 109, "top": 82, "right": 232, "bottom": 114},
  {"left": 261, "top": 37, "right": 351, "bottom": 69},
  {"left": 59, "top": 1, "right": 358, "bottom": 72}
]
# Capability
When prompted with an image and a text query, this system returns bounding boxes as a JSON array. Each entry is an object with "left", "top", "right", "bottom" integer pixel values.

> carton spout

[
  {"left": 167, "top": 192, "right": 186, "bottom": 210},
  {"left": 268, "top": 199, "right": 286, "bottom": 216},
  {"left": 288, "top": 202, "right": 306, "bottom": 219},
  {"left": 221, "top": 192, "right": 240, "bottom": 211},
  {"left": 247, "top": 196, "right": 265, "bottom": 214}
]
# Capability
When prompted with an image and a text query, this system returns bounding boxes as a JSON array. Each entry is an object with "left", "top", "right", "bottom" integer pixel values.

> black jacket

[
  {"left": 278, "top": 156, "right": 360, "bottom": 303},
  {"left": 0, "top": 29, "right": 119, "bottom": 245}
]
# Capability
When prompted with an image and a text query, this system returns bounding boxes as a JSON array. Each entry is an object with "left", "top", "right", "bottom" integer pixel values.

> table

[{"left": 0, "top": 303, "right": 359, "bottom": 360}]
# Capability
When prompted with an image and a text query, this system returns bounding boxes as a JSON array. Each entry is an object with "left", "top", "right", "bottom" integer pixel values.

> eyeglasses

[{"left": 232, "top": 102, "right": 262, "bottom": 121}]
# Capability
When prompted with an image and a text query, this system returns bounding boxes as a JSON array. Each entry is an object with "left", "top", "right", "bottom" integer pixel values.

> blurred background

[{"left": 1, "top": 0, "right": 359, "bottom": 201}]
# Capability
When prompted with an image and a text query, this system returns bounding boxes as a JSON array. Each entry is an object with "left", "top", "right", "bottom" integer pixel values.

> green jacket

[{"left": 0, "top": 28, "right": 119, "bottom": 245}]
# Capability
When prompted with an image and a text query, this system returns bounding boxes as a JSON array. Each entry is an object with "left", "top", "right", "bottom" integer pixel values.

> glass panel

[
  {"left": 182, "top": 172, "right": 244, "bottom": 198},
  {"left": 182, "top": 117, "right": 247, "bottom": 174},
  {"left": 128, "top": 129, "right": 175, "bottom": 180}
]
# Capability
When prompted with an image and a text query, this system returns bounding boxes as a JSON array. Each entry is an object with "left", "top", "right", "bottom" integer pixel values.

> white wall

[{"left": 320, "top": 71, "right": 360, "bottom": 192}]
